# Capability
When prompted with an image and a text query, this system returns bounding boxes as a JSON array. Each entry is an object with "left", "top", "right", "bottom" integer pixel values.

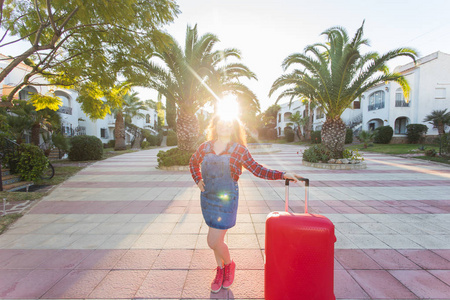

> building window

[
  {"left": 353, "top": 101, "right": 360, "bottom": 109},
  {"left": 278, "top": 113, "right": 281, "bottom": 123},
  {"left": 395, "top": 88, "right": 410, "bottom": 107},
  {"left": 146, "top": 114, "right": 151, "bottom": 123},
  {"left": 395, "top": 117, "right": 408, "bottom": 134},
  {"left": 56, "top": 91, "right": 72, "bottom": 114},
  {"left": 316, "top": 108, "right": 325, "bottom": 119},
  {"left": 284, "top": 112, "right": 292, "bottom": 122},
  {"left": 435, "top": 88, "right": 446, "bottom": 99},
  {"left": 101, "top": 128, "right": 107, "bottom": 138},
  {"left": 18, "top": 86, "right": 38, "bottom": 100},
  {"left": 368, "top": 91, "right": 385, "bottom": 111}
]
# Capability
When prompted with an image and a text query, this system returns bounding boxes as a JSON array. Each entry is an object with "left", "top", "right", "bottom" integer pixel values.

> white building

[
  {"left": 361, "top": 51, "right": 450, "bottom": 142},
  {"left": 275, "top": 51, "right": 450, "bottom": 142},
  {"left": 0, "top": 54, "right": 159, "bottom": 146},
  {"left": 276, "top": 99, "right": 361, "bottom": 137}
]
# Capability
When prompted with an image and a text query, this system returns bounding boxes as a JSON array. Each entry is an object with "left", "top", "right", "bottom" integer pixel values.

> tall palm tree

[
  {"left": 270, "top": 22, "right": 417, "bottom": 157},
  {"left": 423, "top": 109, "right": 450, "bottom": 135},
  {"left": 141, "top": 25, "right": 258, "bottom": 151},
  {"left": 204, "top": 48, "right": 259, "bottom": 116},
  {"left": 104, "top": 83, "right": 132, "bottom": 151}
]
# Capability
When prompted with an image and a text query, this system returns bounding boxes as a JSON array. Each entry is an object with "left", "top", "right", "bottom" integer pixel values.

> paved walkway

[{"left": 0, "top": 144, "right": 449, "bottom": 299}]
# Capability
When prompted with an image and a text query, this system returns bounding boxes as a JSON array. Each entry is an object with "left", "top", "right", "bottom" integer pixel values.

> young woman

[{"left": 189, "top": 115, "right": 300, "bottom": 293}]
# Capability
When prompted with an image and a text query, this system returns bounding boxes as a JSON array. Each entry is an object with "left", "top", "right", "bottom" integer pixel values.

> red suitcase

[{"left": 265, "top": 178, "right": 336, "bottom": 300}]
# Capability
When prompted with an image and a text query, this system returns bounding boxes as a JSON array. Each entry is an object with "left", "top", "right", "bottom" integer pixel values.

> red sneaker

[
  {"left": 222, "top": 260, "right": 236, "bottom": 289},
  {"left": 211, "top": 266, "right": 224, "bottom": 293}
]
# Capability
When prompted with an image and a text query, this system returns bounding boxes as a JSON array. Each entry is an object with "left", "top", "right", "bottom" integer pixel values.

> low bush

[
  {"left": 425, "top": 148, "right": 437, "bottom": 157},
  {"left": 157, "top": 147, "right": 194, "bottom": 167},
  {"left": 52, "top": 133, "right": 71, "bottom": 152},
  {"left": 374, "top": 126, "right": 394, "bottom": 144},
  {"left": 345, "top": 128, "right": 353, "bottom": 144},
  {"left": 68, "top": 135, "right": 103, "bottom": 161},
  {"left": 406, "top": 124, "right": 428, "bottom": 144},
  {"left": 284, "top": 127, "right": 295, "bottom": 142},
  {"left": 147, "top": 134, "right": 163, "bottom": 146},
  {"left": 311, "top": 131, "right": 321, "bottom": 144},
  {"left": 141, "top": 141, "right": 150, "bottom": 149},
  {"left": 15, "top": 143, "right": 49, "bottom": 181},
  {"left": 166, "top": 130, "right": 178, "bottom": 146},
  {"left": 302, "top": 144, "right": 331, "bottom": 163},
  {"left": 105, "top": 140, "right": 115, "bottom": 148}
]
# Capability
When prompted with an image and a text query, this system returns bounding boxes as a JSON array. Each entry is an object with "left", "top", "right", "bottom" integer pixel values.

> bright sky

[
  {"left": 163, "top": 0, "right": 450, "bottom": 111},
  {"left": 2, "top": 0, "right": 450, "bottom": 112}
]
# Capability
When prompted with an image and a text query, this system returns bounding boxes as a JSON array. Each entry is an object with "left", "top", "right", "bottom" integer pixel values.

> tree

[
  {"left": 138, "top": 25, "right": 258, "bottom": 151},
  {"left": 288, "top": 111, "right": 306, "bottom": 140},
  {"left": 270, "top": 21, "right": 417, "bottom": 157},
  {"left": 423, "top": 109, "right": 450, "bottom": 135},
  {"left": 203, "top": 48, "right": 260, "bottom": 122},
  {"left": 122, "top": 92, "right": 146, "bottom": 149},
  {"left": 0, "top": 0, "right": 179, "bottom": 110},
  {"left": 3, "top": 99, "right": 61, "bottom": 146}
]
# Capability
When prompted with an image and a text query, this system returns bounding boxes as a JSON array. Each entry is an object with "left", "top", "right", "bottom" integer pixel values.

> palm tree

[
  {"left": 103, "top": 83, "right": 132, "bottom": 151},
  {"left": 358, "top": 130, "right": 374, "bottom": 148},
  {"left": 270, "top": 21, "right": 417, "bottom": 157},
  {"left": 288, "top": 111, "right": 306, "bottom": 140},
  {"left": 141, "top": 25, "right": 258, "bottom": 151},
  {"left": 423, "top": 109, "right": 450, "bottom": 135},
  {"left": 204, "top": 48, "right": 260, "bottom": 118},
  {"left": 6, "top": 100, "right": 61, "bottom": 146},
  {"left": 122, "top": 92, "right": 146, "bottom": 148}
]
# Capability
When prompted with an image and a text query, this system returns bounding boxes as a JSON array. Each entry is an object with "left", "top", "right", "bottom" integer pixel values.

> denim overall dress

[{"left": 201, "top": 142, "right": 239, "bottom": 230}]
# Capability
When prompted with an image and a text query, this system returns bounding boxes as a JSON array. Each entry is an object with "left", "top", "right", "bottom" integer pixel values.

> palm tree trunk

[
  {"left": 177, "top": 110, "right": 199, "bottom": 151},
  {"left": 306, "top": 102, "right": 313, "bottom": 141},
  {"left": 31, "top": 123, "right": 41, "bottom": 146},
  {"left": 438, "top": 122, "right": 445, "bottom": 135},
  {"left": 322, "top": 115, "right": 347, "bottom": 158},
  {"left": 114, "top": 111, "right": 127, "bottom": 151}
]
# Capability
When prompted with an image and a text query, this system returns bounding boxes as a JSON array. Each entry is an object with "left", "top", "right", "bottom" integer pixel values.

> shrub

[
  {"left": 343, "top": 149, "right": 364, "bottom": 161},
  {"left": 68, "top": 135, "right": 103, "bottom": 161},
  {"left": 166, "top": 130, "right": 178, "bottom": 146},
  {"left": 311, "top": 131, "right": 321, "bottom": 144},
  {"left": 105, "top": 140, "right": 115, "bottom": 148},
  {"left": 15, "top": 144, "right": 49, "bottom": 181},
  {"left": 374, "top": 126, "right": 393, "bottom": 144},
  {"left": 302, "top": 144, "right": 331, "bottom": 163},
  {"left": 424, "top": 149, "right": 437, "bottom": 157},
  {"left": 357, "top": 130, "right": 374, "bottom": 148},
  {"left": 406, "top": 124, "right": 428, "bottom": 144},
  {"left": 437, "top": 133, "right": 449, "bottom": 155},
  {"left": 147, "top": 134, "right": 163, "bottom": 146},
  {"left": 141, "top": 141, "right": 150, "bottom": 149},
  {"left": 345, "top": 128, "right": 353, "bottom": 144},
  {"left": 52, "top": 133, "right": 71, "bottom": 152},
  {"left": 157, "top": 147, "right": 194, "bottom": 167},
  {"left": 284, "top": 127, "right": 295, "bottom": 142}
]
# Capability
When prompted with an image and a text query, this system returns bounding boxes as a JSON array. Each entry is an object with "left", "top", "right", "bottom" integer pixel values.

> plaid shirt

[{"left": 189, "top": 141, "right": 285, "bottom": 184}]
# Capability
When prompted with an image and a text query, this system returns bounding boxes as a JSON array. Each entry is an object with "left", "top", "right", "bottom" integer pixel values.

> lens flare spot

[
  {"left": 218, "top": 95, "right": 239, "bottom": 121},
  {"left": 218, "top": 193, "right": 230, "bottom": 201}
]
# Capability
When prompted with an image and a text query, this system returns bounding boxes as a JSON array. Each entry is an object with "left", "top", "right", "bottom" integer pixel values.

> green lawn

[{"left": 346, "top": 143, "right": 439, "bottom": 155}]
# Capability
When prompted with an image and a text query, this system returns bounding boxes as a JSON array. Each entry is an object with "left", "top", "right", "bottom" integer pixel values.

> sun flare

[{"left": 217, "top": 95, "right": 240, "bottom": 121}]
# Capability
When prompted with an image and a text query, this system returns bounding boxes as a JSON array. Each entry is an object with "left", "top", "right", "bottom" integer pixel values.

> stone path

[{"left": 0, "top": 144, "right": 449, "bottom": 299}]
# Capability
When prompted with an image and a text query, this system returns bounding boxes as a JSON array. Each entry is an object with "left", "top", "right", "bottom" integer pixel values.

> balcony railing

[
  {"left": 395, "top": 100, "right": 410, "bottom": 107},
  {"left": 368, "top": 103, "right": 385, "bottom": 111},
  {"left": 58, "top": 106, "right": 72, "bottom": 115}
]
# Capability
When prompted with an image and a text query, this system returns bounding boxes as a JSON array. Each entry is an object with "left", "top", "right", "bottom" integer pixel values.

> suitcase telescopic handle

[{"left": 284, "top": 176, "right": 310, "bottom": 213}]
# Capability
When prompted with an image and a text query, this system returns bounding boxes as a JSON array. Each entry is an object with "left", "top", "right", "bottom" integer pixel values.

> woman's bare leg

[{"left": 207, "top": 227, "right": 232, "bottom": 267}]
